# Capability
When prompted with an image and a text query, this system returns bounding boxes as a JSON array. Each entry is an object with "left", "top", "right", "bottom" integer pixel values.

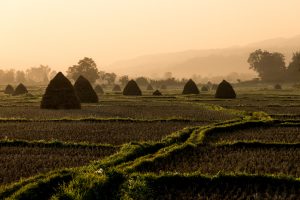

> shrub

[
  {"left": 13, "top": 83, "right": 28, "bottom": 96},
  {"left": 153, "top": 90, "right": 162, "bottom": 96},
  {"left": 94, "top": 85, "right": 104, "bottom": 94},
  {"left": 123, "top": 80, "right": 142, "bottom": 96},
  {"left": 74, "top": 76, "right": 98, "bottom": 103},
  {"left": 4, "top": 85, "right": 14, "bottom": 95},
  {"left": 40, "top": 72, "right": 81, "bottom": 109},
  {"left": 215, "top": 80, "right": 236, "bottom": 99},
  {"left": 182, "top": 79, "right": 199, "bottom": 95}
]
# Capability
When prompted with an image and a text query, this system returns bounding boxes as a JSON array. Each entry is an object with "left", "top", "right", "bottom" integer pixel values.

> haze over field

[
  {"left": 0, "top": 0, "right": 300, "bottom": 78},
  {"left": 111, "top": 35, "right": 300, "bottom": 78}
]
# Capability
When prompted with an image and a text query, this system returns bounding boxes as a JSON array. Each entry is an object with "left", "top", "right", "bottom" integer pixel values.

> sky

[{"left": 0, "top": 0, "right": 300, "bottom": 71}]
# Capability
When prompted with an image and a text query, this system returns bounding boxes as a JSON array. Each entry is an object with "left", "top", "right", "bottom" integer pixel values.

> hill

[{"left": 110, "top": 35, "right": 300, "bottom": 78}]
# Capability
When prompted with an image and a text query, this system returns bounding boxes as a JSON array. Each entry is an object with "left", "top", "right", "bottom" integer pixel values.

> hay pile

[
  {"left": 74, "top": 76, "right": 98, "bottom": 103},
  {"left": 94, "top": 85, "right": 104, "bottom": 94},
  {"left": 13, "top": 84, "right": 28, "bottom": 96},
  {"left": 40, "top": 72, "right": 81, "bottom": 109},
  {"left": 274, "top": 84, "right": 282, "bottom": 90},
  {"left": 182, "top": 79, "right": 199, "bottom": 94},
  {"left": 123, "top": 80, "right": 142, "bottom": 96},
  {"left": 215, "top": 80, "right": 236, "bottom": 99},
  {"left": 147, "top": 84, "right": 154, "bottom": 90},
  {"left": 201, "top": 85, "right": 209, "bottom": 92},
  {"left": 153, "top": 90, "right": 162, "bottom": 96},
  {"left": 112, "top": 85, "right": 121, "bottom": 92},
  {"left": 4, "top": 85, "right": 14, "bottom": 95}
]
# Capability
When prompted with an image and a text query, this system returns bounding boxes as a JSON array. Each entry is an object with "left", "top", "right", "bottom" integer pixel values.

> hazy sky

[{"left": 1, "top": 0, "right": 300, "bottom": 71}]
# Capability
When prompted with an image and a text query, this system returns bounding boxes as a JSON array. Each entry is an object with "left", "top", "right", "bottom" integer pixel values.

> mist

[{"left": 0, "top": 0, "right": 300, "bottom": 79}]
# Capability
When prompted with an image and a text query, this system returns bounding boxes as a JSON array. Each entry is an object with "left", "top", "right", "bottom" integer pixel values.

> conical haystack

[
  {"left": 201, "top": 85, "right": 209, "bottom": 92},
  {"left": 74, "top": 76, "right": 98, "bottom": 103},
  {"left": 147, "top": 84, "right": 154, "bottom": 90},
  {"left": 182, "top": 79, "right": 199, "bottom": 94},
  {"left": 41, "top": 72, "right": 81, "bottom": 109},
  {"left": 4, "top": 85, "right": 14, "bottom": 95},
  {"left": 112, "top": 84, "right": 121, "bottom": 92},
  {"left": 274, "top": 84, "right": 282, "bottom": 90},
  {"left": 215, "top": 80, "right": 236, "bottom": 99},
  {"left": 13, "top": 83, "right": 28, "bottom": 96},
  {"left": 153, "top": 90, "right": 162, "bottom": 96},
  {"left": 94, "top": 85, "right": 104, "bottom": 94},
  {"left": 123, "top": 80, "right": 142, "bottom": 96}
]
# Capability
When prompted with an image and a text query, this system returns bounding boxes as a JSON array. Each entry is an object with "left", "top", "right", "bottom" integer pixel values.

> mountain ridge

[{"left": 110, "top": 35, "right": 300, "bottom": 78}]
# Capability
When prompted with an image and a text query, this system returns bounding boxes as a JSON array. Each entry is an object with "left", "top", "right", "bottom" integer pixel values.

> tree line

[
  {"left": 248, "top": 49, "right": 300, "bottom": 82},
  {"left": 0, "top": 65, "right": 56, "bottom": 85},
  {"left": 66, "top": 57, "right": 192, "bottom": 87},
  {"left": 0, "top": 57, "right": 190, "bottom": 87},
  {"left": 2, "top": 50, "right": 298, "bottom": 86}
]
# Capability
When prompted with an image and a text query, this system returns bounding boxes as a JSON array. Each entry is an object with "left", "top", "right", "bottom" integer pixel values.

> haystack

[
  {"left": 4, "top": 85, "right": 14, "bottom": 95},
  {"left": 94, "top": 84, "right": 104, "bottom": 94},
  {"left": 215, "top": 80, "right": 236, "bottom": 99},
  {"left": 74, "top": 76, "right": 98, "bottom": 103},
  {"left": 147, "top": 84, "right": 154, "bottom": 90},
  {"left": 13, "top": 83, "right": 28, "bottom": 96},
  {"left": 153, "top": 90, "right": 162, "bottom": 96},
  {"left": 40, "top": 72, "right": 81, "bottom": 109},
  {"left": 274, "top": 84, "right": 282, "bottom": 90},
  {"left": 123, "top": 80, "right": 142, "bottom": 96},
  {"left": 182, "top": 79, "right": 199, "bottom": 94},
  {"left": 201, "top": 85, "right": 209, "bottom": 92},
  {"left": 112, "top": 84, "right": 121, "bottom": 92}
]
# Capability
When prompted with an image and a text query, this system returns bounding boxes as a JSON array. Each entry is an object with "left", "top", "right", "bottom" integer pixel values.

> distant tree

[
  {"left": 135, "top": 76, "right": 149, "bottom": 86},
  {"left": 26, "top": 65, "right": 51, "bottom": 83},
  {"left": 67, "top": 57, "right": 99, "bottom": 83},
  {"left": 103, "top": 72, "right": 117, "bottom": 85},
  {"left": 247, "top": 49, "right": 286, "bottom": 82},
  {"left": 1, "top": 69, "right": 15, "bottom": 84},
  {"left": 16, "top": 71, "right": 26, "bottom": 83},
  {"left": 286, "top": 52, "right": 300, "bottom": 81},
  {"left": 49, "top": 70, "right": 57, "bottom": 80},
  {"left": 164, "top": 72, "right": 173, "bottom": 79},
  {"left": 119, "top": 75, "right": 129, "bottom": 86}
]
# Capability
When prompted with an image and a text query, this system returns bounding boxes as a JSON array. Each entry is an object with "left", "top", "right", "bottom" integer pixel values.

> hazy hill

[{"left": 110, "top": 35, "right": 300, "bottom": 78}]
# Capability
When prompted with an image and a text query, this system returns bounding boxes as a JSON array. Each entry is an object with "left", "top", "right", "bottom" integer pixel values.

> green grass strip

[{"left": 0, "top": 139, "right": 119, "bottom": 149}]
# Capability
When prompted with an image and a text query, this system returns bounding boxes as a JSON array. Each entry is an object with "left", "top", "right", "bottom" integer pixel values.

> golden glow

[{"left": 0, "top": 0, "right": 300, "bottom": 71}]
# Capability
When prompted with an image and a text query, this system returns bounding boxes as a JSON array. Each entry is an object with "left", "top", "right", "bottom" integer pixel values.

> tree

[
  {"left": 1, "top": 70, "right": 15, "bottom": 84},
  {"left": 119, "top": 75, "right": 129, "bottom": 86},
  {"left": 67, "top": 57, "right": 99, "bottom": 83},
  {"left": 49, "top": 70, "right": 58, "bottom": 80},
  {"left": 247, "top": 49, "right": 286, "bottom": 82},
  {"left": 16, "top": 71, "right": 26, "bottom": 83},
  {"left": 164, "top": 72, "right": 173, "bottom": 79},
  {"left": 102, "top": 72, "right": 117, "bottom": 85},
  {"left": 135, "top": 76, "right": 149, "bottom": 86},
  {"left": 286, "top": 52, "right": 300, "bottom": 81},
  {"left": 26, "top": 65, "right": 51, "bottom": 83}
]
